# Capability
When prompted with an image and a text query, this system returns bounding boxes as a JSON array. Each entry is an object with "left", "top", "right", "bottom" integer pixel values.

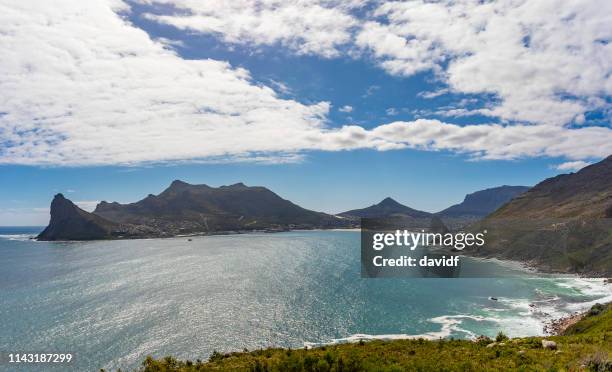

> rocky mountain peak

[{"left": 378, "top": 197, "right": 400, "bottom": 207}]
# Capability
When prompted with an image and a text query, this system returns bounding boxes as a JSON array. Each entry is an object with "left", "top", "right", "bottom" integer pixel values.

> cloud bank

[{"left": 0, "top": 0, "right": 610, "bottom": 167}]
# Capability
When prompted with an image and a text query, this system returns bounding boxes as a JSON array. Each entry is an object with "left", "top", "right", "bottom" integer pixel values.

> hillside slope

[
  {"left": 491, "top": 155, "right": 612, "bottom": 219},
  {"left": 472, "top": 155, "right": 612, "bottom": 275}
]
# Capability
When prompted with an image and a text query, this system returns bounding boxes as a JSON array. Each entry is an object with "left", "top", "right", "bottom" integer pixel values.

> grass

[{"left": 122, "top": 304, "right": 612, "bottom": 371}]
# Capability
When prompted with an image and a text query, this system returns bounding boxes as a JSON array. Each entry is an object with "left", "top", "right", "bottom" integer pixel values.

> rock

[
  {"left": 518, "top": 350, "right": 526, "bottom": 355},
  {"left": 542, "top": 340, "right": 557, "bottom": 350},
  {"left": 37, "top": 194, "right": 118, "bottom": 241},
  {"left": 486, "top": 342, "right": 497, "bottom": 348},
  {"left": 489, "top": 297, "right": 498, "bottom": 301}
]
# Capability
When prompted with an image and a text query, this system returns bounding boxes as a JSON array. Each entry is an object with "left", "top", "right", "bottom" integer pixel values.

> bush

[
  {"left": 474, "top": 335, "right": 492, "bottom": 346},
  {"left": 589, "top": 303, "right": 606, "bottom": 317},
  {"left": 208, "top": 350, "right": 224, "bottom": 363},
  {"left": 495, "top": 332, "right": 509, "bottom": 342},
  {"left": 583, "top": 351, "right": 612, "bottom": 372}
]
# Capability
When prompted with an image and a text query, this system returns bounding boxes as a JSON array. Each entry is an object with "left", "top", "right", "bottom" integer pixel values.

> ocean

[{"left": 0, "top": 227, "right": 610, "bottom": 371}]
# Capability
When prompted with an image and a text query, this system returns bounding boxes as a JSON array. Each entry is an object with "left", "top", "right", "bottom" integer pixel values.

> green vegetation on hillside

[
  {"left": 472, "top": 155, "right": 612, "bottom": 276},
  {"left": 131, "top": 303, "right": 612, "bottom": 372}
]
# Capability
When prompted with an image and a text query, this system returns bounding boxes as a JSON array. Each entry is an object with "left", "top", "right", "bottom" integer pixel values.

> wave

[
  {"left": 0, "top": 233, "right": 35, "bottom": 241},
  {"left": 304, "top": 277, "right": 611, "bottom": 348},
  {"left": 555, "top": 278, "right": 612, "bottom": 311},
  {"left": 303, "top": 315, "right": 487, "bottom": 348}
]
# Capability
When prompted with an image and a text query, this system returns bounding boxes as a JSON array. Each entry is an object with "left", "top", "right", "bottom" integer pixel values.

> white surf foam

[
  {"left": 303, "top": 315, "right": 489, "bottom": 348},
  {"left": 0, "top": 234, "right": 34, "bottom": 241},
  {"left": 304, "top": 277, "right": 611, "bottom": 348}
]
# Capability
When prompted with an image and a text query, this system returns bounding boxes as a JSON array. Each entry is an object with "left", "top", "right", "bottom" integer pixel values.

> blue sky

[{"left": 0, "top": 0, "right": 611, "bottom": 225}]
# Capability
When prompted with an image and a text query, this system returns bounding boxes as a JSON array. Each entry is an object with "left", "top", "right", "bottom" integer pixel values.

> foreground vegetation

[{"left": 128, "top": 304, "right": 612, "bottom": 371}]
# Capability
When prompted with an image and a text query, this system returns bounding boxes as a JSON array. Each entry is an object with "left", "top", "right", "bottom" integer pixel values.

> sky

[{"left": 0, "top": 0, "right": 611, "bottom": 225}]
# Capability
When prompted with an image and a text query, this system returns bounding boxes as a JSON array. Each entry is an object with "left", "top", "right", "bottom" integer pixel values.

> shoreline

[
  {"left": 32, "top": 226, "right": 360, "bottom": 243},
  {"left": 544, "top": 311, "right": 585, "bottom": 335}
]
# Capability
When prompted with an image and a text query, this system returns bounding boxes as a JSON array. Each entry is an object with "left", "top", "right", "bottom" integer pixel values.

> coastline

[
  {"left": 33, "top": 226, "right": 360, "bottom": 242},
  {"left": 4, "top": 229, "right": 612, "bottom": 371},
  {"left": 544, "top": 311, "right": 585, "bottom": 335}
]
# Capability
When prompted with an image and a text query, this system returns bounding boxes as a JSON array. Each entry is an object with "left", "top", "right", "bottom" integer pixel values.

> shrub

[
  {"left": 496, "top": 331, "right": 509, "bottom": 342},
  {"left": 583, "top": 351, "right": 612, "bottom": 372},
  {"left": 589, "top": 303, "right": 606, "bottom": 317},
  {"left": 208, "top": 350, "right": 223, "bottom": 363}
]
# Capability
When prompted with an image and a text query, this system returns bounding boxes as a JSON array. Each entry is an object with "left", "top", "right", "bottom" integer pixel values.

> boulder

[{"left": 542, "top": 340, "right": 557, "bottom": 350}]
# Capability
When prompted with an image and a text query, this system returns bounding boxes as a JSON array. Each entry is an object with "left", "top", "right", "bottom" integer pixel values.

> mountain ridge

[
  {"left": 437, "top": 185, "right": 530, "bottom": 217},
  {"left": 38, "top": 181, "right": 352, "bottom": 241},
  {"left": 490, "top": 155, "right": 612, "bottom": 219}
]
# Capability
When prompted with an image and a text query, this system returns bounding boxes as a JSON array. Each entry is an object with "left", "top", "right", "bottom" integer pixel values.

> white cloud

[
  {"left": 385, "top": 107, "right": 398, "bottom": 116},
  {"left": 142, "top": 0, "right": 612, "bottom": 128},
  {"left": 155, "top": 37, "right": 186, "bottom": 49},
  {"left": 339, "top": 105, "right": 353, "bottom": 113},
  {"left": 140, "top": 0, "right": 360, "bottom": 58},
  {"left": 362, "top": 85, "right": 380, "bottom": 97},
  {"left": 0, "top": 0, "right": 610, "bottom": 168},
  {"left": 418, "top": 88, "right": 449, "bottom": 99},
  {"left": 356, "top": 0, "right": 612, "bottom": 126},
  {"left": 555, "top": 160, "right": 592, "bottom": 171},
  {"left": 268, "top": 80, "right": 292, "bottom": 95},
  {"left": 313, "top": 119, "right": 612, "bottom": 161},
  {"left": 0, "top": 0, "right": 335, "bottom": 166}
]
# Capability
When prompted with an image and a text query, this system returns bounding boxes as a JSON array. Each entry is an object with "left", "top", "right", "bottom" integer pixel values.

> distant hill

[
  {"left": 472, "top": 155, "right": 612, "bottom": 275},
  {"left": 340, "top": 187, "right": 529, "bottom": 230},
  {"left": 38, "top": 181, "right": 351, "bottom": 241},
  {"left": 438, "top": 185, "right": 530, "bottom": 218},
  {"left": 339, "top": 197, "right": 432, "bottom": 219}
]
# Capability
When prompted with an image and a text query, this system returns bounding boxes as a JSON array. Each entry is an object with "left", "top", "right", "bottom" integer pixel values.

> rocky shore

[
  {"left": 544, "top": 311, "right": 585, "bottom": 335},
  {"left": 544, "top": 302, "right": 610, "bottom": 335}
]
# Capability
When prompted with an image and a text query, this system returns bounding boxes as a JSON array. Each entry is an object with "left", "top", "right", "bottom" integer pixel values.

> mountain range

[
  {"left": 37, "top": 155, "right": 612, "bottom": 275},
  {"left": 38, "top": 180, "right": 529, "bottom": 241},
  {"left": 337, "top": 185, "right": 530, "bottom": 228},
  {"left": 38, "top": 181, "right": 352, "bottom": 241}
]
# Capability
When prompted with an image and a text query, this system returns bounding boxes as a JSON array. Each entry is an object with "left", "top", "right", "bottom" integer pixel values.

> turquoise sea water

[{"left": 0, "top": 228, "right": 610, "bottom": 371}]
